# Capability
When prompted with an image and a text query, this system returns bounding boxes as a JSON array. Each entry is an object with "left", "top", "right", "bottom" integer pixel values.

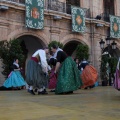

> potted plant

[
  {"left": 48, "top": 40, "right": 63, "bottom": 49},
  {"left": 0, "top": 39, "right": 25, "bottom": 78},
  {"left": 100, "top": 54, "right": 117, "bottom": 86},
  {"left": 75, "top": 43, "right": 89, "bottom": 62}
]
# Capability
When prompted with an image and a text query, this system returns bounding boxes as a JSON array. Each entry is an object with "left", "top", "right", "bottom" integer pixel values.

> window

[
  {"left": 66, "top": 0, "right": 80, "bottom": 14},
  {"left": 66, "top": 0, "right": 80, "bottom": 7},
  {"left": 104, "top": 0, "right": 114, "bottom": 15}
]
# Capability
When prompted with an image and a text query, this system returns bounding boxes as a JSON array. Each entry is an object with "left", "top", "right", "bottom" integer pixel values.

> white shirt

[{"left": 32, "top": 49, "right": 48, "bottom": 73}]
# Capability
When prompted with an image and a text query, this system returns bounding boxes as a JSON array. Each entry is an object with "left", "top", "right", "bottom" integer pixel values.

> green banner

[
  {"left": 110, "top": 15, "right": 120, "bottom": 38},
  {"left": 25, "top": 0, "right": 44, "bottom": 29},
  {"left": 71, "top": 6, "right": 86, "bottom": 33}
]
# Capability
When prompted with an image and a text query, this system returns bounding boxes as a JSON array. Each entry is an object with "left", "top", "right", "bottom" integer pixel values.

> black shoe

[
  {"left": 43, "top": 89, "right": 47, "bottom": 92},
  {"left": 34, "top": 88, "right": 38, "bottom": 92},
  {"left": 50, "top": 89, "right": 55, "bottom": 92},
  {"left": 38, "top": 91, "right": 48, "bottom": 95},
  {"left": 28, "top": 90, "right": 35, "bottom": 95},
  {"left": 65, "top": 91, "right": 73, "bottom": 94},
  {"left": 67, "top": 91, "right": 73, "bottom": 94},
  {"left": 58, "top": 91, "right": 73, "bottom": 95}
]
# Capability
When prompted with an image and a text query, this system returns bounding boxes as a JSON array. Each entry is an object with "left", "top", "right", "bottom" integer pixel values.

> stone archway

[
  {"left": 101, "top": 46, "right": 120, "bottom": 86},
  {"left": 60, "top": 34, "right": 90, "bottom": 59},
  {"left": 18, "top": 35, "right": 46, "bottom": 77},
  {"left": 18, "top": 35, "right": 46, "bottom": 59},
  {"left": 63, "top": 40, "right": 80, "bottom": 57},
  {"left": 7, "top": 28, "right": 49, "bottom": 45},
  {"left": 63, "top": 40, "right": 89, "bottom": 60}
]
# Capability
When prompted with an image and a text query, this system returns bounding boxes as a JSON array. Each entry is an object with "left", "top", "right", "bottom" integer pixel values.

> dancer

[
  {"left": 80, "top": 59, "right": 98, "bottom": 89},
  {"left": 51, "top": 44, "right": 83, "bottom": 94},
  {"left": 79, "top": 58, "right": 88, "bottom": 71},
  {"left": 26, "top": 47, "right": 49, "bottom": 95},
  {"left": 113, "top": 57, "right": 120, "bottom": 90},
  {"left": 48, "top": 57, "right": 57, "bottom": 92},
  {"left": 74, "top": 58, "right": 81, "bottom": 70},
  {"left": 1, "top": 58, "right": 26, "bottom": 90}
]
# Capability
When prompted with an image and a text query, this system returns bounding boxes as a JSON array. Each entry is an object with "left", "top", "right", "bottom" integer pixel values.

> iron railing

[
  {"left": 2, "top": 0, "right": 25, "bottom": 4},
  {"left": 47, "top": 0, "right": 66, "bottom": 13},
  {"left": 2, "top": 0, "right": 91, "bottom": 18},
  {"left": 46, "top": 1, "right": 90, "bottom": 18}
]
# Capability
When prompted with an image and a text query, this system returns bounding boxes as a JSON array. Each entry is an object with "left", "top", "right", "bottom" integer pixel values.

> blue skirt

[{"left": 3, "top": 71, "right": 26, "bottom": 88}]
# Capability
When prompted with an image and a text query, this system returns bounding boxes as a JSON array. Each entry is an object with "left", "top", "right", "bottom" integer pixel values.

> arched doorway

[
  {"left": 101, "top": 46, "right": 120, "bottom": 86},
  {"left": 18, "top": 35, "right": 46, "bottom": 58},
  {"left": 103, "top": 46, "right": 120, "bottom": 58},
  {"left": 18, "top": 35, "right": 46, "bottom": 77},
  {"left": 63, "top": 40, "right": 80, "bottom": 57}
]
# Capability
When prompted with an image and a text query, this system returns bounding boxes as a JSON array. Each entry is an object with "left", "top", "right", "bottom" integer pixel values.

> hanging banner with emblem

[
  {"left": 110, "top": 15, "right": 120, "bottom": 38},
  {"left": 25, "top": 0, "right": 44, "bottom": 29},
  {"left": 71, "top": 6, "right": 86, "bottom": 33}
]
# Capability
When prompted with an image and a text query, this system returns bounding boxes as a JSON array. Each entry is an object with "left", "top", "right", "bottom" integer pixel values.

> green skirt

[{"left": 55, "top": 57, "right": 83, "bottom": 94}]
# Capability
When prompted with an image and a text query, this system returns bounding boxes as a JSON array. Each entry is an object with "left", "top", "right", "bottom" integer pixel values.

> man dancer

[{"left": 26, "top": 47, "right": 49, "bottom": 95}]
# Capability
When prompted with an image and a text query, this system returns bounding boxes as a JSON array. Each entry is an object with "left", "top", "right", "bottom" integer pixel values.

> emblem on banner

[
  {"left": 76, "top": 15, "right": 82, "bottom": 25},
  {"left": 113, "top": 23, "right": 118, "bottom": 32},
  {"left": 31, "top": 7, "right": 40, "bottom": 19}
]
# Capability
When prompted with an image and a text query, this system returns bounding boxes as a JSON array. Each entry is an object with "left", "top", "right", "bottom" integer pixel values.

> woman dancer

[
  {"left": 3, "top": 58, "right": 26, "bottom": 89},
  {"left": 48, "top": 57, "right": 57, "bottom": 92},
  {"left": 51, "top": 44, "right": 83, "bottom": 94}
]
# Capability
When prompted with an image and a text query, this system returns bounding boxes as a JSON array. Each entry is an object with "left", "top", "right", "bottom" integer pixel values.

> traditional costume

[
  {"left": 54, "top": 48, "right": 83, "bottom": 94},
  {"left": 3, "top": 61, "right": 26, "bottom": 89},
  {"left": 113, "top": 58, "right": 120, "bottom": 90},
  {"left": 48, "top": 58, "right": 57, "bottom": 91},
  {"left": 26, "top": 49, "right": 49, "bottom": 95},
  {"left": 79, "top": 59, "right": 89, "bottom": 70},
  {"left": 81, "top": 65, "right": 98, "bottom": 89}
]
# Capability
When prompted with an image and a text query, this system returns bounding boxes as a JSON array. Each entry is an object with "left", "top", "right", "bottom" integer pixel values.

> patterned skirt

[
  {"left": 55, "top": 57, "right": 83, "bottom": 94},
  {"left": 113, "top": 68, "right": 120, "bottom": 90},
  {"left": 48, "top": 67, "right": 57, "bottom": 89},
  {"left": 3, "top": 71, "right": 26, "bottom": 88},
  {"left": 81, "top": 65, "right": 98, "bottom": 88},
  {"left": 26, "top": 59, "right": 48, "bottom": 89}
]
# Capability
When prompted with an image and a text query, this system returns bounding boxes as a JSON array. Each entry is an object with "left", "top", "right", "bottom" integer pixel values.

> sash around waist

[{"left": 31, "top": 57, "right": 39, "bottom": 63}]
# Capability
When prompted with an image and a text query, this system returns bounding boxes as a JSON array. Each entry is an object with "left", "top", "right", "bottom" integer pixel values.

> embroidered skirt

[
  {"left": 48, "top": 67, "right": 57, "bottom": 89},
  {"left": 55, "top": 57, "right": 83, "bottom": 94},
  {"left": 81, "top": 65, "right": 98, "bottom": 88}
]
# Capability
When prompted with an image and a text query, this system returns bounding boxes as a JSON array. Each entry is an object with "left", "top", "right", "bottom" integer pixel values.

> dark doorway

[
  {"left": 18, "top": 35, "right": 45, "bottom": 78},
  {"left": 103, "top": 0, "right": 114, "bottom": 22},
  {"left": 63, "top": 41, "right": 80, "bottom": 56},
  {"left": 104, "top": 0, "right": 114, "bottom": 15},
  {"left": 66, "top": 0, "right": 80, "bottom": 6}
]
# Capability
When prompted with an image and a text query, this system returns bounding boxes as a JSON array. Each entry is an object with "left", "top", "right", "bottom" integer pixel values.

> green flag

[
  {"left": 71, "top": 6, "right": 86, "bottom": 33},
  {"left": 110, "top": 15, "right": 120, "bottom": 38},
  {"left": 25, "top": 0, "right": 44, "bottom": 29}
]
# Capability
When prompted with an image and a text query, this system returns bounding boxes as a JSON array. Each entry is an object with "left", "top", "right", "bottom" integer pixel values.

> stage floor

[{"left": 0, "top": 86, "right": 120, "bottom": 120}]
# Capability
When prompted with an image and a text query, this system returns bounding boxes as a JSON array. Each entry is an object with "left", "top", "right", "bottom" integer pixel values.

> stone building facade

[{"left": 0, "top": 0, "right": 120, "bottom": 85}]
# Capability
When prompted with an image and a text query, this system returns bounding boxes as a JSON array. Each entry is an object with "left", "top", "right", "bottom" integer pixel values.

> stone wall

[{"left": 0, "top": 0, "right": 120, "bottom": 85}]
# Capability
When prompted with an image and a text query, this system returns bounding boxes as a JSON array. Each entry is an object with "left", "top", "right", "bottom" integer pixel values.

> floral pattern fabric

[
  {"left": 110, "top": 15, "right": 120, "bottom": 38},
  {"left": 26, "top": 0, "right": 44, "bottom": 29},
  {"left": 71, "top": 6, "right": 86, "bottom": 33}
]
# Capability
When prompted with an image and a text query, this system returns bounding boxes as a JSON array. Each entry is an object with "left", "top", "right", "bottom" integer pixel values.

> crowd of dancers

[{"left": 0, "top": 43, "right": 104, "bottom": 94}]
